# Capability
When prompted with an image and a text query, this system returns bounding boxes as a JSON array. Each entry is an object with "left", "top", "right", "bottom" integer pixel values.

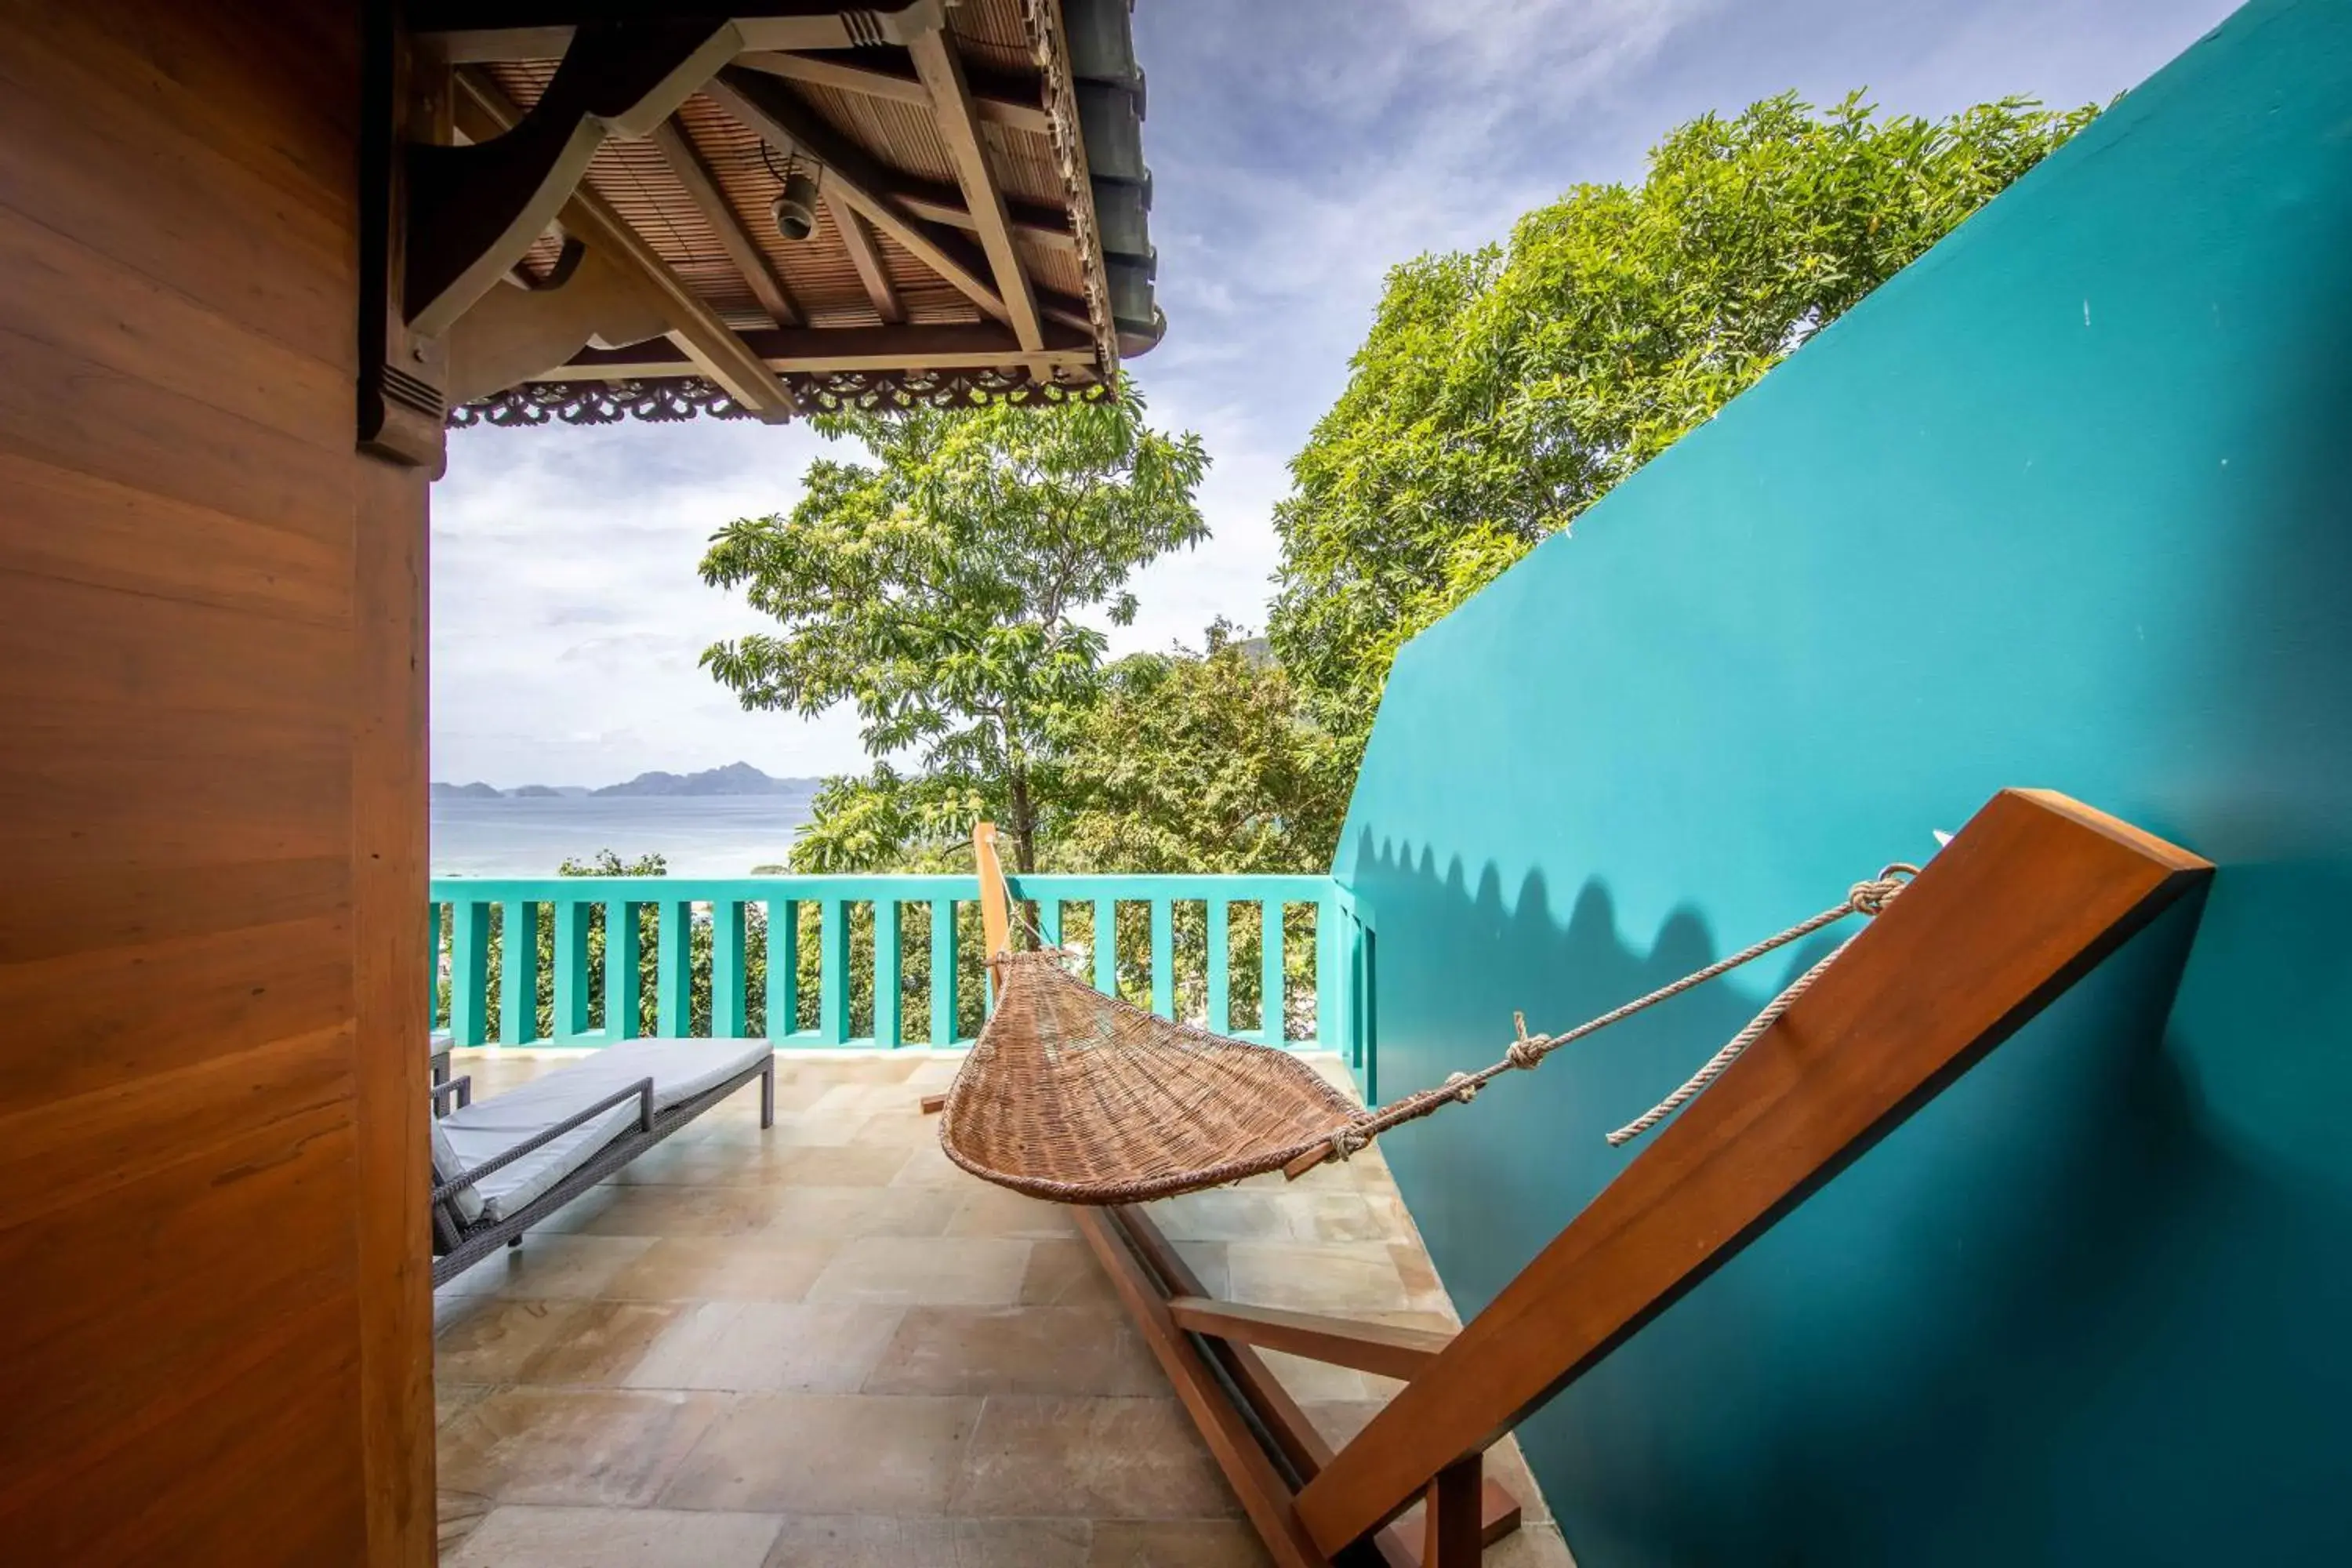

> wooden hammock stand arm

[{"left": 948, "top": 790, "right": 2212, "bottom": 1565}]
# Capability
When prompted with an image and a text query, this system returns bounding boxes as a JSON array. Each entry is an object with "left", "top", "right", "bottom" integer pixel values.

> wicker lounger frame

[{"left": 428, "top": 1052, "right": 775, "bottom": 1287}]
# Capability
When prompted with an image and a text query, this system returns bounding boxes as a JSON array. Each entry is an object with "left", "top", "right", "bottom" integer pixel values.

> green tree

[
  {"left": 699, "top": 386, "right": 1210, "bottom": 874},
  {"left": 1054, "top": 620, "right": 1350, "bottom": 874},
  {"left": 1270, "top": 91, "right": 2101, "bottom": 756}
]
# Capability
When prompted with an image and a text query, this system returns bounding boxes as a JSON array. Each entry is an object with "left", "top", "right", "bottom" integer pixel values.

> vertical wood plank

[
  {"left": 452, "top": 901, "right": 490, "bottom": 1046},
  {"left": 818, "top": 898, "right": 849, "bottom": 1044},
  {"left": 1261, "top": 900, "right": 1286, "bottom": 1046},
  {"left": 874, "top": 898, "right": 902, "bottom": 1047},
  {"left": 767, "top": 898, "right": 799, "bottom": 1037},
  {"left": 1206, "top": 898, "right": 1231, "bottom": 1033},
  {"left": 352, "top": 457, "right": 433, "bottom": 1565},
  {"left": 712, "top": 900, "right": 748, "bottom": 1036},
  {"left": 930, "top": 898, "right": 959, "bottom": 1046},
  {"left": 607, "top": 900, "right": 644, "bottom": 1039},
  {"left": 656, "top": 898, "right": 693, "bottom": 1036},
  {"left": 1150, "top": 898, "right": 1175, "bottom": 1018},
  {"left": 553, "top": 900, "right": 591, "bottom": 1039}
]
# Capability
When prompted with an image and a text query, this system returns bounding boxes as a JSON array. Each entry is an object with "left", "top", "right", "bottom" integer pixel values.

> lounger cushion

[
  {"left": 439, "top": 1037, "right": 772, "bottom": 1222},
  {"left": 429, "top": 1116, "right": 487, "bottom": 1225}
]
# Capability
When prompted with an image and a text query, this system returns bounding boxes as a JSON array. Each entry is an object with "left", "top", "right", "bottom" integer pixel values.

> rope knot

[
  {"left": 1443, "top": 1070, "right": 1480, "bottom": 1104},
  {"left": 1847, "top": 862, "right": 1920, "bottom": 916},
  {"left": 1505, "top": 1011, "right": 1548, "bottom": 1072},
  {"left": 1327, "top": 1128, "right": 1369, "bottom": 1163}
]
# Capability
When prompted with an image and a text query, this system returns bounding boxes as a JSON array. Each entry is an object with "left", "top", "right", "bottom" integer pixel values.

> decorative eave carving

[
  {"left": 451, "top": 368, "right": 1110, "bottom": 427},
  {"left": 1021, "top": 0, "right": 1120, "bottom": 385}
]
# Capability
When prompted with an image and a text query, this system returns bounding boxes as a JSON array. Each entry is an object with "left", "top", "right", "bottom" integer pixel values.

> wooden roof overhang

[{"left": 359, "top": 2, "right": 1157, "bottom": 466}]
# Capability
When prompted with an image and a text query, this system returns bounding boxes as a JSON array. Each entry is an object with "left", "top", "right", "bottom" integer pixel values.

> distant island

[{"left": 430, "top": 762, "right": 820, "bottom": 800}]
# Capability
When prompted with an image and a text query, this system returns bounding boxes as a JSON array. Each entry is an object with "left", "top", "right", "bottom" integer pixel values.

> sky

[{"left": 430, "top": 0, "right": 2240, "bottom": 789}]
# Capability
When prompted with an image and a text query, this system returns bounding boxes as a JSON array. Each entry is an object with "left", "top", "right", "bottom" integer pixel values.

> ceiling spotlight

[{"left": 771, "top": 168, "right": 820, "bottom": 241}]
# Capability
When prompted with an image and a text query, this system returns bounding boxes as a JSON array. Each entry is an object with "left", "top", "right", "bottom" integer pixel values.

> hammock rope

[{"left": 936, "top": 862, "right": 1918, "bottom": 1204}]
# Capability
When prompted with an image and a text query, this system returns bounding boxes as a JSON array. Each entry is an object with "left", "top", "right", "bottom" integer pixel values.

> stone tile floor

[{"left": 434, "top": 1049, "right": 1575, "bottom": 1568}]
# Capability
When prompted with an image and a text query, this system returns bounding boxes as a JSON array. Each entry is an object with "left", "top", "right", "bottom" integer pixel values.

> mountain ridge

[{"left": 430, "top": 762, "right": 821, "bottom": 800}]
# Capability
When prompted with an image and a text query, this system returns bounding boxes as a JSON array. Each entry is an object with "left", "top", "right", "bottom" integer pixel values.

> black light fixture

[{"left": 765, "top": 146, "right": 821, "bottom": 241}]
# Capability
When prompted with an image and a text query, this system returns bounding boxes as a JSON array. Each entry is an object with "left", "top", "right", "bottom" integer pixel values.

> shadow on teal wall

[{"left": 1333, "top": 2, "right": 2352, "bottom": 1560}]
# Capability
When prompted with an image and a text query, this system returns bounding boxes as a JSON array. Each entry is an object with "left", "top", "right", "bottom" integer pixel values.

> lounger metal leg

[{"left": 760, "top": 1057, "right": 775, "bottom": 1128}]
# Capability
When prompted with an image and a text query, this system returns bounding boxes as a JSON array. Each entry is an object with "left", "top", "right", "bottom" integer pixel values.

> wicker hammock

[
  {"left": 934, "top": 826, "right": 1913, "bottom": 1207},
  {"left": 937, "top": 950, "right": 1372, "bottom": 1204}
]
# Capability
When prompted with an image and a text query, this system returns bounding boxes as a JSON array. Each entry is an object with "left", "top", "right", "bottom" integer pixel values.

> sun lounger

[{"left": 427, "top": 1036, "right": 775, "bottom": 1286}]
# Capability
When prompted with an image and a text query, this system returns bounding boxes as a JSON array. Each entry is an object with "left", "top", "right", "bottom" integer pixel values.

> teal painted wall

[{"left": 1333, "top": 2, "right": 2352, "bottom": 1561}]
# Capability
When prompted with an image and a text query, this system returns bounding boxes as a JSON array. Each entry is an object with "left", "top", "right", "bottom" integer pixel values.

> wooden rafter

[
  {"left": 736, "top": 49, "right": 1051, "bottom": 134},
  {"left": 891, "top": 177, "right": 1076, "bottom": 253},
  {"left": 705, "top": 66, "right": 1009, "bottom": 323},
  {"left": 908, "top": 29, "right": 1045, "bottom": 364},
  {"left": 453, "top": 69, "right": 794, "bottom": 419},
  {"left": 648, "top": 117, "right": 800, "bottom": 326},
  {"left": 827, "top": 197, "right": 905, "bottom": 325}
]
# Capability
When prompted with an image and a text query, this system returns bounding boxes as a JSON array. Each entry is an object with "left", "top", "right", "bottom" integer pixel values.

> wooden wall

[{"left": 0, "top": 2, "right": 434, "bottom": 1561}]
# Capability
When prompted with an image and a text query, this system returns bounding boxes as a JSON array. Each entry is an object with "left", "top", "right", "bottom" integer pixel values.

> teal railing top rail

[{"left": 428, "top": 872, "right": 1373, "bottom": 1084}]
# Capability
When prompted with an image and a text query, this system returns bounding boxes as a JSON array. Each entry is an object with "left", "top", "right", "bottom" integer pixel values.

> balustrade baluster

[{"left": 874, "top": 899, "right": 902, "bottom": 1048}]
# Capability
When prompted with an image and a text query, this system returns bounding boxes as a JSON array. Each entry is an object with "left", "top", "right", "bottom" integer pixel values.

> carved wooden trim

[{"left": 450, "top": 368, "right": 1109, "bottom": 427}]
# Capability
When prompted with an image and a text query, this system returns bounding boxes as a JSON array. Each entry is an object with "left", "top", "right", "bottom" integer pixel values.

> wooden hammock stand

[{"left": 947, "top": 791, "right": 2211, "bottom": 1566}]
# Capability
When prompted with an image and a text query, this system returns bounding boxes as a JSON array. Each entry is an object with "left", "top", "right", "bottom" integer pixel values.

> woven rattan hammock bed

[{"left": 934, "top": 823, "right": 1919, "bottom": 1204}]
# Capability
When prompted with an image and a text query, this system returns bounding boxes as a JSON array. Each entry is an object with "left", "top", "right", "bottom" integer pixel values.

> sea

[{"left": 430, "top": 793, "right": 818, "bottom": 878}]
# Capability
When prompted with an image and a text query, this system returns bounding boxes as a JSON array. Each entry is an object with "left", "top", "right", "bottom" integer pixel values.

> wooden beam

[
  {"left": 974, "top": 822, "right": 1011, "bottom": 967},
  {"left": 893, "top": 174, "right": 1076, "bottom": 252},
  {"left": 454, "top": 70, "right": 794, "bottom": 419},
  {"left": 418, "top": 2, "right": 950, "bottom": 62},
  {"left": 1293, "top": 789, "right": 2214, "bottom": 1554},
  {"left": 829, "top": 195, "right": 904, "bottom": 324},
  {"left": 648, "top": 117, "right": 799, "bottom": 325},
  {"left": 1421, "top": 1461, "right": 1485, "bottom": 1568},
  {"left": 908, "top": 29, "right": 1044, "bottom": 364},
  {"left": 1073, "top": 1207, "right": 1334, "bottom": 1568},
  {"left": 706, "top": 67, "right": 1007, "bottom": 322},
  {"left": 1115, "top": 1207, "right": 1515, "bottom": 1568},
  {"left": 554, "top": 322, "right": 1094, "bottom": 378},
  {"left": 737, "top": 49, "right": 1051, "bottom": 134},
  {"left": 407, "top": 19, "right": 742, "bottom": 335},
  {"left": 1167, "top": 1298, "right": 1454, "bottom": 1383}
]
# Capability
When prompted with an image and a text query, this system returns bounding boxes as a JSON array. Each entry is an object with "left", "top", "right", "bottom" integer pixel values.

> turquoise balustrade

[{"left": 426, "top": 873, "right": 1374, "bottom": 1076}]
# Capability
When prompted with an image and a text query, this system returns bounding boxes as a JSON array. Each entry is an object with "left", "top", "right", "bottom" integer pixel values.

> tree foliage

[
  {"left": 1054, "top": 621, "right": 1350, "bottom": 873},
  {"left": 700, "top": 387, "right": 1209, "bottom": 873},
  {"left": 1269, "top": 91, "right": 2100, "bottom": 754}
]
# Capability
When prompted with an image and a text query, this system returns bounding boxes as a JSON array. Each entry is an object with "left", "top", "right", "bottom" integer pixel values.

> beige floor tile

[
  {"left": 945, "top": 1185, "right": 1080, "bottom": 1239},
  {"left": 514, "top": 1300, "right": 708, "bottom": 1386},
  {"left": 1170, "top": 1241, "right": 1229, "bottom": 1298},
  {"left": 768, "top": 1144, "right": 918, "bottom": 1187},
  {"left": 433, "top": 1298, "right": 593, "bottom": 1383},
  {"left": 866, "top": 1306, "right": 1163, "bottom": 1397},
  {"left": 660, "top": 1392, "right": 982, "bottom": 1513},
  {"left": 808, "top": 1236, "right": 1032, "bottom": 1307},
  {"left": 437, "top": 1381, "right": 495, "bottom": 1430},
  {"left": 569, "top": 1184, "right": 780, "bottom": 1238},
  {"left": 956, "top": 1396, "right": 1236, "bottom": 1519},
  {"left": 887, "top": 1140, "right": 974, "bottom": 1187},
  {"left": 851, "top": 1110, "right": 948, "bottom": 1148},
  {"left": 437, "top": 1490, "right": 494, "bottom": 1557},
  {"left": 760, "top": 1515, "right": 956, "bottom": 1567},
  {"left": 1019, "top": 1239, "right": 1122, "bottom": 1306},
  {"left": 608, "top": 1138, "right": 808, "bottom": 1186},
  {"left": 957, "top": 1516, "right": 1093, "bottom": 1567},
  {"left": 1388, "top": 1243, "right": 1460, "bottom": 1317},
  {"left": 759, "top": 1185, "right": 961, "bottom": 1240},
  {"left": 445, "top": 1233, "right": 660, "bottom": 1298},
  {"left": 671, "top": 1301, "right": 907, "bottom": 1393},
  {"left": 1087, "top": 1519, "right": 1276, "bottom": 1567},
  {"left": 604, "top": 1236, "right": 839, "bottom": 1302},
  {"left": 1146, "top": 1190, "right": 1295, "bottom": 1243},
  {"left": 445, "top": 1504, "right": 784, "bottom": 1568},
  {"left": 437, "top": 1387, "right": 727, "bottom": 1506},
  {"left": 1486, "top": 1521, "right": 1578, "bottom": 1567},
  {"left": 1224, "top": 1242, "right": 1412, "bottom": 1313}
]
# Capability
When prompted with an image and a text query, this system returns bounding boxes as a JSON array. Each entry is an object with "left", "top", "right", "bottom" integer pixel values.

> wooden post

[{"left": 975, "top": 822, "right": 1012, "bottom": 998}]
